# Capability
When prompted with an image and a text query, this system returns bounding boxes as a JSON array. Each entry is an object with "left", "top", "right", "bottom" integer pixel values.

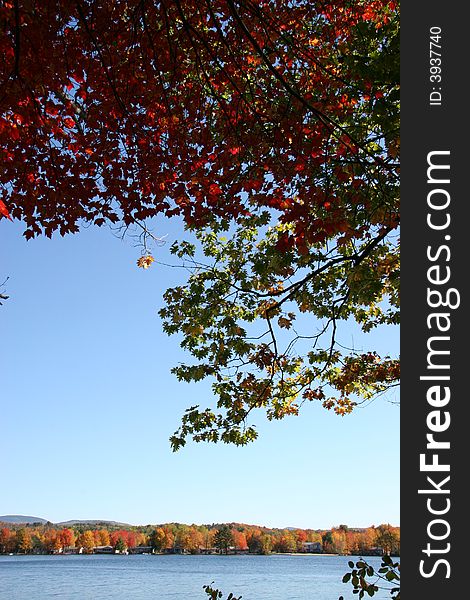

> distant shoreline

[
  {"left": 2, "top": 552, "right": 402, "bottom": 559},
  {"left": 3, "top": 552, "right": 335, "bottom": 557}
]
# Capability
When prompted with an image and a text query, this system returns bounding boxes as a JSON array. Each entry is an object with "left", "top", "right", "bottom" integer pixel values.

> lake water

[{"left": 0, "top": 554, "right": 391, "bottom": 600}]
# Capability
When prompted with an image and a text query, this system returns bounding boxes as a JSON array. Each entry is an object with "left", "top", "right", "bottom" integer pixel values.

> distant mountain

[
  {"left": 0, "top": 515, "right": 132, "bottom": 527},
  {"left": 0, "top": 515, "right": 48, "bottom": 524},
  {"left": 56, "top": 519, "right": 132, "bottom": 527}
]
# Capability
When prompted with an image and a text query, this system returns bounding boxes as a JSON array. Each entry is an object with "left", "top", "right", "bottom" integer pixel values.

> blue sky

[{"left": 1, "top": 217, "right": 399, "bottom": 529}]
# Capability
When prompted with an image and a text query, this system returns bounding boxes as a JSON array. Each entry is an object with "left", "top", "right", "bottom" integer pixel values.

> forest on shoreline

[{"left": 0, "top": 521, "right": 400, "bottom": 557}]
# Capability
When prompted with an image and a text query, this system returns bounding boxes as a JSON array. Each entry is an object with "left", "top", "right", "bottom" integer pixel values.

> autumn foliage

[
  {"left": 0, "top": 520, "right": 399, "bottom": 556},
  {"left": 1, "top": 0, "right": 397, "bottom": 239},
  {"left": 1, "top": 1, "right": 400, "bottom": 446}
]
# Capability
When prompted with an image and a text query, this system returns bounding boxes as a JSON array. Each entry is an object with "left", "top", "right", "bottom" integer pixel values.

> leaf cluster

[
  {"left": 160, "top": 210, "right": 399, "bottom": 450},
  {"left": 203, "top": 583, "right": 242, "bottom": 600},
  {"left": 340, "top": 555, "right": 400, "bottom": 600}
]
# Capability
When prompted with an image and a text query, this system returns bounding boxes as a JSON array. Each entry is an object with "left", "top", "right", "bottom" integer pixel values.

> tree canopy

[{"left": 1, "top": 0, "right": 400, "bottom": 448}]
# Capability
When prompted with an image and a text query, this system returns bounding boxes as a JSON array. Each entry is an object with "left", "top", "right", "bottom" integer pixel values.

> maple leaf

[
  {"left": 278, "top": 316, "right": 293, "bottom": 329},
  {"left": 0, "top": 200, "right": 12, "bottom": 221},
  {"left": 137, "top": 255, "right": 155, "bottom": 269}
]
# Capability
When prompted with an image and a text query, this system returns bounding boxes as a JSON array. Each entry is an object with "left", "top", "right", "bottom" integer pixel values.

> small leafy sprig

[
  {"left": 203, "top": 583, "right": 242, "bottom": 600},
  {"left": 340, "top": 555, "right": 400, "bottom": 600}
]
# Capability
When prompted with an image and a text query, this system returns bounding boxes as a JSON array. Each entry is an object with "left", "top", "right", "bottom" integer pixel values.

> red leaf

[{"left": 0, "top": 200, "right": 12, "bottom": 221}]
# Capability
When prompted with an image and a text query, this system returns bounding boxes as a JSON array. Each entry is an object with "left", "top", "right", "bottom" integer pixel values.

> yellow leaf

[{"left": 137, "top": 255, "right": 155, "bottom": 269}]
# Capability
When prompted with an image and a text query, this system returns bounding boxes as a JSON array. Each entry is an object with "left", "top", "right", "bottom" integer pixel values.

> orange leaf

[{"left": 0, "top": 200, "right": 12, "bottom": 221}]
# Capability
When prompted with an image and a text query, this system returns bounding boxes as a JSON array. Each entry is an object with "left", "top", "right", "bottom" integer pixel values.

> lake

[{"left": 0, "top": 554, "right": 391, "bottom": 599}]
